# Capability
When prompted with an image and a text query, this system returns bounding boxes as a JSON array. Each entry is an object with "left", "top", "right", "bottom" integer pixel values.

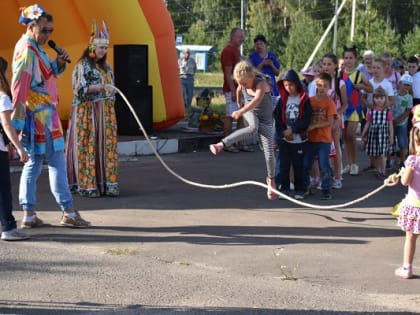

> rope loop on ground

[{"left": 109, "top": 84, "right": 400, "bottom": 210}]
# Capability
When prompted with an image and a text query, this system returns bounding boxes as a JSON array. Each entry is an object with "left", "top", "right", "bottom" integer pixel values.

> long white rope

[{"left": 108, "top": 84, "right": 399, "bottom": 210}]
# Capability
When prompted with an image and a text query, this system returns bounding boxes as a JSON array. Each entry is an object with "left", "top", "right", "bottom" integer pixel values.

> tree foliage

[{"left": 166, "top": 0, "right": 420, "bottom": 71}]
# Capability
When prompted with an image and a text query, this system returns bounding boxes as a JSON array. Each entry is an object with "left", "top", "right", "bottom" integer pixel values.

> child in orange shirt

[{"left": 304, "top": 72, "right": 337, "bottom": 200}]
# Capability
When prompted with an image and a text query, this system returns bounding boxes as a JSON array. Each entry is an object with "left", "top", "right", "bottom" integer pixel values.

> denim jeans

[
  {"left": 304, "top": 141, "right": 332, "bottom": 193},
  {"left": 181, "top": 76, "right": 194, "bottom": 108},
  {"left": 19, "top": 129, "right": 73, "bottom": 211},
  {"left": 0, "top": 151, "right": 17, "bottom": 232}
]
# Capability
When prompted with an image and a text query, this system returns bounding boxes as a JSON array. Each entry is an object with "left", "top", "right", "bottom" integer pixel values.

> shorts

[
  {"left": 395, "top": 124, "right": 408, "bottom": 149},
  {"left": 224, "top": 92, "right": 239, "bottom": 117}
]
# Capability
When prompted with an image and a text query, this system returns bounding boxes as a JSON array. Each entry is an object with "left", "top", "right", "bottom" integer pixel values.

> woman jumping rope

[{"left": 210, "top": 60, "right": 276, "bottom": 200}]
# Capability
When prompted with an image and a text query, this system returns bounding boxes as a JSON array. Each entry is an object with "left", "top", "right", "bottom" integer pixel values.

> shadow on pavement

[{"left": 0, "top": 300, "right": 417, "bottom": 315}]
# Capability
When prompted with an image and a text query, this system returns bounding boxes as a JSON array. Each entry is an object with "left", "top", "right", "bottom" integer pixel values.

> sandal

[{"left": 266, "top": 177, "right": 277, "bottom": 200}]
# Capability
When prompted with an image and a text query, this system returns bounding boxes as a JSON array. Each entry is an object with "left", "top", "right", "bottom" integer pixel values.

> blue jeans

[
  {"left": 181, "top": 76, "right": 194, "bottom": 108},
  {"left": 19, "top": 129, "right": 73, "bottom": 211},
  {"left": 304, "top": 142, "right": 332, "bottom": 193}
]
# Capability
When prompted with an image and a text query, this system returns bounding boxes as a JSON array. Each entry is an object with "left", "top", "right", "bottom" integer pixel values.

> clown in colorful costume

[
  {"left": 10, "top": 4, "right": 90, "bottom": 228},
  {"left": 11, "top": 34, "right": 65, "bottom": 154},
  {"left": 65, "top": 20, "right": 119, "bottom": 198}
]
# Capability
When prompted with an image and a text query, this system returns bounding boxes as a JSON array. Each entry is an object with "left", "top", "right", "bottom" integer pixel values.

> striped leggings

[{"left": 222, "top": 108, "right": 275, "bottom": 178}]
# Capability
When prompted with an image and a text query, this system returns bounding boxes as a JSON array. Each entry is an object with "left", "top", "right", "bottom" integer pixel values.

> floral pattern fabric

[{"left": 66, "top": 59, "right": 119, "bottom": 197}]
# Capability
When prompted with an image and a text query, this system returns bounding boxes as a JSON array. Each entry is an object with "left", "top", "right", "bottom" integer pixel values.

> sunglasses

[{"left": 40, "top": 28, "right": 54, "bottom": 35}]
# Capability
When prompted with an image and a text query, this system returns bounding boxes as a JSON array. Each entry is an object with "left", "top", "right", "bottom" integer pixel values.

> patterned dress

[
  {"left": 66, "top": 59, "right": 119, "bottom": 197},
  {"left": 365, "top": 108, "right": 391, "bottom": 156},
  {"left": 398, "top": 155, "right": 420, "bottom": 234}
]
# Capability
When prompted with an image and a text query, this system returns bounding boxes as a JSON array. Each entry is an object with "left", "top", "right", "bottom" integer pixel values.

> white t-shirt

[
  {"left": 412, "top": 72, "right": 420, "bottom": 99},
  {"left": 0, "top": 91, "right": 13, "bottom": 152},
  {"left": 367, "top": 78, "right": 395, "bottom": 107}
]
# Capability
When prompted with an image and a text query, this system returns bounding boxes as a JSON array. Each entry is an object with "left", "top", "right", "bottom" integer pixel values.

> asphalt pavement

[{"left": 1, "top": 147, "right": 419, "bottom": 315}]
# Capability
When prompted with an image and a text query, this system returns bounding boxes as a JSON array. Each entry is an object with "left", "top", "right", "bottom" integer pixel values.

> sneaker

[
  {"left": 21, "top": 216, "right": 44, "bottom": 229},
  {"left": 210, "top": 143, "right": 223, "bottom": 155},
  {"left": 294, "top": 193, "right": 304, "bottom": 200},
  {"left": 349, "top": 164, "right": 359, "bottom": 175},
  {"left": 332, "top": 179, "right": 343, "bottom": 189},
  {"left": 395, "top": 266, "right": 413, "bottom": 279},
  {"left": 320, "top": 192, "right": 332, "bottom": 200},
  {"left": 60, "top": 212, "right": 91, "bottom": 228},
  {"left": 223, "top": 145, "right": 240, "bottom": 153},
  {"left": 1, "top": 228, "right": 30, "bottom": 241},
  {"left": 341, "top": 164, "right": 351, "bottom": 175}
]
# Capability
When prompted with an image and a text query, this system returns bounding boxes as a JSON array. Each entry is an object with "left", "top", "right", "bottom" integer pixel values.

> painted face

[
  {"left": 29, "top": 18, "right": 53, "bottom": 45},
  {"left": 95, "top": 46, "right": 108, "bottom": 59},
  {"left": 322, "top": 57, "right": 337, "bottom": 76}
]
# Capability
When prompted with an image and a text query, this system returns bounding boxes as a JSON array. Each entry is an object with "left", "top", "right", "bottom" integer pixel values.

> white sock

[
  {"left": 22, "top": 215, "right": 36, "bottom": 222},
  {"left": 65, "top": 212, "right": 77, "bottom": 219}
]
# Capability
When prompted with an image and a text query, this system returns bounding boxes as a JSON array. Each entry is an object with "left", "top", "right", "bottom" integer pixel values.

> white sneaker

[
  {"left": 349, "top": 164, "right": 359, "bottom": 175},
  {"left": 1, "top": 228, "right": 30, "bottom": 241},
  {"left": 342, "top": 164, "right": 351, "bottom": 175},
  {"left": 332, "top": 179, "right": 343, "bottom": 189}
]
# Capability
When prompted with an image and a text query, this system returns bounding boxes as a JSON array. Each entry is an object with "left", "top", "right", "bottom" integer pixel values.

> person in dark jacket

[{"left": 274, "top": 69, "right": 312, "bottom": 199}]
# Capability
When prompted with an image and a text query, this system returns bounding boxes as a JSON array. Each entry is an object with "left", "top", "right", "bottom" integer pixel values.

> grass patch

[{"left": 195, "top": 72, "right": 223, "bottom": 87}]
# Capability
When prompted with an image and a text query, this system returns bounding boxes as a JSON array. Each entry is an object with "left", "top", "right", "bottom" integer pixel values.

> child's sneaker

[
  {"left": 349, "top": 164, "right": 359, "bottom": 175},
  {"left": 1, "top": 228, "right": 30, "bottom": 241},
  {"left": 341, "top": 164, "right": 351, "bottom": 175},
  {"left": 332, "top": 178, "right": 343, "bottom": 189},
  {"left": 395, "top": 266, "right": 413, "bottom": 279}
]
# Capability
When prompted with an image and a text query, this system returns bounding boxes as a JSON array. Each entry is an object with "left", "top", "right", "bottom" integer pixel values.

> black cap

[{"left": 253, "top": 34, "right": 266, "bottom": 43}]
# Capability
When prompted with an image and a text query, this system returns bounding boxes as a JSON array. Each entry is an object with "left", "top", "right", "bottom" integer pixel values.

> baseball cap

[{"left": 400, "top": 72, "right": 413, "bottom": 86}]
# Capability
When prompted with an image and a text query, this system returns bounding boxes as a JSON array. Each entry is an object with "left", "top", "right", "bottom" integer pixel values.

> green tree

[
  {"left": 284, "top": 10, "right": 329, "bottom": 70},
  {"left": 402, "top": 27, "right": 420, "bottom": 58}
]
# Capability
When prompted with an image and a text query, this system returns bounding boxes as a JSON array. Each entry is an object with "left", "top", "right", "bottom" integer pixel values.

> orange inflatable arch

[{"left": 0, "top": 0, "right": 184, "bottom": 130}]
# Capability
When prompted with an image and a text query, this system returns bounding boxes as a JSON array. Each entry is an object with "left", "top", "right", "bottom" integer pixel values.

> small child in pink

[{"left": 388, "top": 104, "right": 420, "bottom": 279}]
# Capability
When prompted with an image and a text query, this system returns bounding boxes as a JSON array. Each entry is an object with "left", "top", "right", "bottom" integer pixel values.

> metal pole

[
  {"left": 333, "top": 0, "right": 338, "bottom": 54},
  {"left": 350, "top": 0, "right": 356, "bottom": 42},
  {"left": 240, "top": 0, "right": 244, "bottom": 56},
  {"left": 302, "top": 0, "right": 348, "bottom": 71}
]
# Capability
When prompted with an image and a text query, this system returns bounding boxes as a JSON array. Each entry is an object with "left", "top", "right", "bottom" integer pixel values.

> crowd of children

[{"left": 210, "top": 49, "right": 419, "bottom": 279}]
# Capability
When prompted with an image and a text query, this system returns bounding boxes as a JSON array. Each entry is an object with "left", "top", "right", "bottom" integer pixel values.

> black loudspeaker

[
  {"left": 114, "top": 44, "right": 148, "bottom": 87},
  {"left": 115, "top": 86, "right": 153, "bottom": 136}
]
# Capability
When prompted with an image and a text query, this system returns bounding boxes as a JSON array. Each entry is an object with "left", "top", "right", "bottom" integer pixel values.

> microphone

[{"left": 48, "top": 40, "right": 71, "bottom": 63}]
